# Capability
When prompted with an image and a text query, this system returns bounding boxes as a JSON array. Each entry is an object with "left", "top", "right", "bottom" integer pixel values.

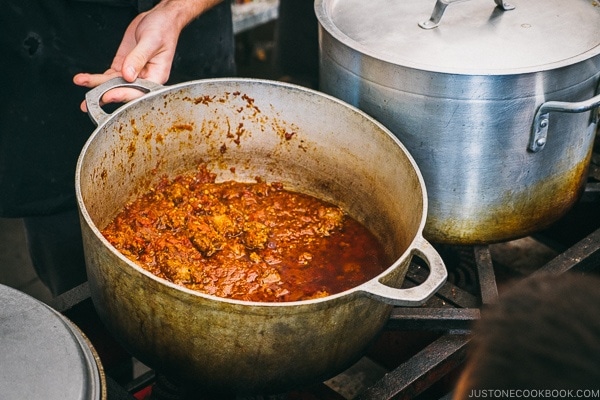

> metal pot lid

[
  {"left": 316, "top": 0, "right": 600, "bottom": 75},
  {"left": 0, "top": 283, "right": 104, "bottom": 400}
]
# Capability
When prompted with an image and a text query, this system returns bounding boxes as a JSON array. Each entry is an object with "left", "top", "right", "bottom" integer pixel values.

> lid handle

[{"left": 419, "top": 0, "right": 515, "bottom": 30}]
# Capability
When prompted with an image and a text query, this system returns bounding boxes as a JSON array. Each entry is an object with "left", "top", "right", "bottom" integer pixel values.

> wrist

[{"left": 154, "top": 0, "right": 223, "bottom": 30}]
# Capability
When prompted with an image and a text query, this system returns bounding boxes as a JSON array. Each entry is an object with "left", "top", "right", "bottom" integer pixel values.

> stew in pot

[{"left": 102, "top": 164, "right": 389, "bottom": 302}]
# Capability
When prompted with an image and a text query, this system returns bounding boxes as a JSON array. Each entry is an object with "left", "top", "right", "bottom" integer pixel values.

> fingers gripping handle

[{"left": 85, "top": 77, "right": 163, "bottom": 126}]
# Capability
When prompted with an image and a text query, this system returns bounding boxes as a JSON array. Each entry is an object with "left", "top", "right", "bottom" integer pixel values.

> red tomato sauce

[{"left": 102, "top": 164, "right": 389, "bottom": 302}]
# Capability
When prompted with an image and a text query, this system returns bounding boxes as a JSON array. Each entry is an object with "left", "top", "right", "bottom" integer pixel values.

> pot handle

[
  {"left": 528, "top": 93, "right": 600, "bottom": 152},
  {"left": 85, "top": 77, "right": 163, "bottom": 126},
  {"left": 358, "top": 236, "right": 447, "bottom": 307},
  {"left": 419, "top": 0, "right": 514, "bottom": 30}
]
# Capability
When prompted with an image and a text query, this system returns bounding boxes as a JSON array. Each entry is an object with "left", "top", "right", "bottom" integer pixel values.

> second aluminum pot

[
  {"left": 76, "top": 78, "right": 446, "bottom": 395},
  {"left": 317, "top": 0, "right": 600, "bottom": 244}
]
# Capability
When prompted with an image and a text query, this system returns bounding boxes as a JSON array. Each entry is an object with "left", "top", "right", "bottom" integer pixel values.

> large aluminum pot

[
  {"left": 75, "top": 78, "right": 446, "bottom": 395},
  {"left": 317, "top": 0, "right": 600, "bottom": 244}
]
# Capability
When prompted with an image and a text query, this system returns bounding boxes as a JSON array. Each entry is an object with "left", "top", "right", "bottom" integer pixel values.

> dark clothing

[
  {"left": 0, "top": 0, "right": 235, "bottom": 295},
  {"left": 0, "top": 0, "right": 235, "bottom": 218},
  {"left": 274, "top": 0, "right": 319, "bottom": 88},
  {"left": 23, "top": 209, "right": 87, "bottom": 296}
]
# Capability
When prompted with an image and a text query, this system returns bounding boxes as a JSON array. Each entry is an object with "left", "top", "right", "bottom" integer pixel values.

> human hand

[{"left": 73, "top": 0, "right": 221, "bottom": 112}]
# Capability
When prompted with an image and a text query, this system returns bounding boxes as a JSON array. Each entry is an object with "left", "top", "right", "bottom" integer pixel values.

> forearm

[{"left": 153, "top": 0, "right": 224, "bottom": 31}]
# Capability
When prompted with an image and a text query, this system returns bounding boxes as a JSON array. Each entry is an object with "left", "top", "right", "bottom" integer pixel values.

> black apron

[{"left": 0, "top": 0, "right": 235, "bottom": 217}]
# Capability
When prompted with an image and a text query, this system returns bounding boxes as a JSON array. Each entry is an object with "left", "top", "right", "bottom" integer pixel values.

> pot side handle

[
  {"left": 419, "top": 0, "right": 514, "bottom": 30},
  {"left": 529, "top": 93, "right": 600, "bottom": 152},
  {"left": 359, "top": 236, "right": 447, "bottom": 307},
  {"left": 85, "top": 77, "right": 164, "bottom": 126}
]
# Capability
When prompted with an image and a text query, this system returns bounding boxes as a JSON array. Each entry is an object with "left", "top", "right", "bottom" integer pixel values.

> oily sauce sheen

[{"left": 102, "top": 164, "right": 389, "bottom": 302}]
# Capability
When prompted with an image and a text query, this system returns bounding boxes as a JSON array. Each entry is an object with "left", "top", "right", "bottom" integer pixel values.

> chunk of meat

[
  {"left": 315, "top": 206, "right": 344, "bottom": 236},
  {"left": 188, "top": 220, "right": 224, "bottom": 257},
  {"left": 241, "top": 221, "right": 270, "bottom": 249}
]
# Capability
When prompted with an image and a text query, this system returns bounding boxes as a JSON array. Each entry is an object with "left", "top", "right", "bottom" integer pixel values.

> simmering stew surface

[{"left": 102, "top": 164, "right": 389, "bottom": 302}]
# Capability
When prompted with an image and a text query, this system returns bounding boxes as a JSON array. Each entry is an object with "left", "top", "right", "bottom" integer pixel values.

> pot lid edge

[{"left": 316, "top": 0, "right": 600, "bottom": 75}]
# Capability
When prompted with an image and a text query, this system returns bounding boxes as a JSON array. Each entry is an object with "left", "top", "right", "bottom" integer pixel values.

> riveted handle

[
  {"left": 529, "top": 93, "right": 600, "bottom": 152},
  {"left": 419, "top": 0, "right": 515, "bottom": 30}
]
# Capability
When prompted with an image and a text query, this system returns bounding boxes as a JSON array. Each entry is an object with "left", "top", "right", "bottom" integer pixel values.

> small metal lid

[
  {"left": 0, "top": 283, "right": 104, "bottom": 400},
  {"left": 316, "top": 0, "right": 600, "bottom": 74}
]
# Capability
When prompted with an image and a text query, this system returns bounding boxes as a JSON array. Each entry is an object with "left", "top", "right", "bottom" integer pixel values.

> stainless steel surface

[
  {"left": 318, "top": 0, "right": 600, "bottom": 73},
  {"left": 316, "top": 0, "right": 600, "bottom": 244},
  {"left": 76, "top": 78, "right": 446, "bottom": 395},
  {"left": 0, "top": 283, "right": 105, "bottom": 400}
]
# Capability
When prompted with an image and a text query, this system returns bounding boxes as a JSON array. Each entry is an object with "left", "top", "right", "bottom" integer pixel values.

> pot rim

[{"left": 76, "top": 77, "right": 441, "bottom": 308}]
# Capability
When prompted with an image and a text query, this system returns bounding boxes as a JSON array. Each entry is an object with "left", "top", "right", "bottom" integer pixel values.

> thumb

[
  {"left": 121, "top": 47, "right": 148, "bottom": 82},
  {"left": 121, "top": 40, "right": 172, "bottom": 83}
]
